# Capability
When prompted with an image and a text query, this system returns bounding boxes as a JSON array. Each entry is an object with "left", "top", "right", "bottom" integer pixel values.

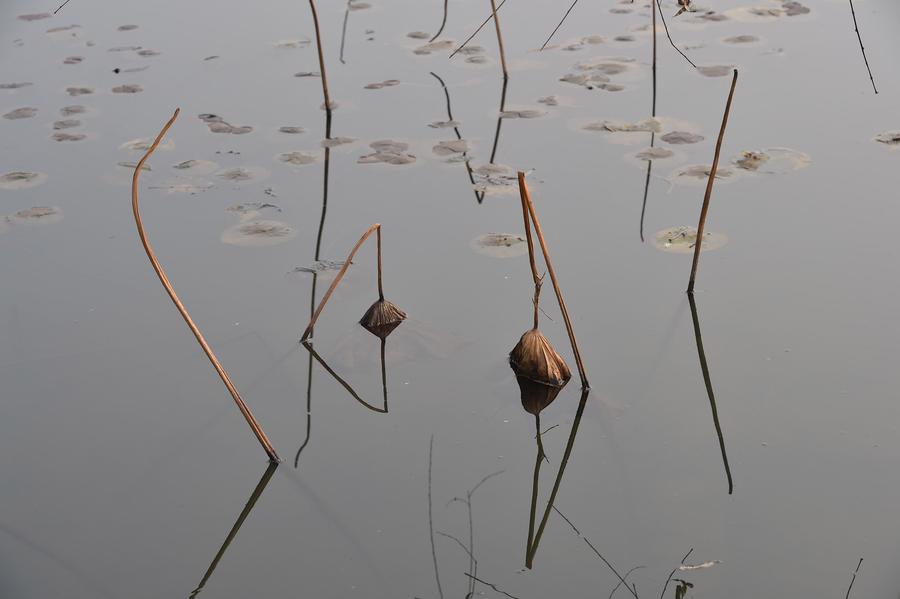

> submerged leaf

[
  {"left": 0, "top": 171, "right": 47, "bottom": 190},
  {"left": 221, "top": 220, "right": 297, "bottom": 247},
  {"left": 654, "top": 227, "right": 727, "bottom": 254},
  {"left": 12, "top": 206, "right": 63, "bottom": 224},
  {"left": 470, "top": 233, "right": 527, "bottom": 258}
]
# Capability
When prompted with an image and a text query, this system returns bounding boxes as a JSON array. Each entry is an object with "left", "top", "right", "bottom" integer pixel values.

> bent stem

[
  {"left": 655, "top": 0, "right": 697, "bottom": 69},
  {"left": 517, "top": 173, "right": 589, "bottom": 389},
  {"left": 430, "top": 0, "right": 449, "bottom": 42},
  {"left": 687, "top": 69, "right": 738, "bottom": 294},
  {"left": 300, "top": 224, "right": 381, "bottom": 342},
  {"left": 131, "top": 108, "right": 280, "bottom": 463}
]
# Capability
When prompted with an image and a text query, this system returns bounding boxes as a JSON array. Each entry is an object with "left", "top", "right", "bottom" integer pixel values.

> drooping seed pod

[{"left": 509, "top": 328, "right": 571, "bottom": 388}]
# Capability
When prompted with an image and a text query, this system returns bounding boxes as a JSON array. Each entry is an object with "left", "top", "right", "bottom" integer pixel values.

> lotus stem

[
  {"left": 540, "top": 0, "right": 579, "bottom": 51},
  {"left": 848, "top": 0, "right": 877, "bottom": 94},
  {"left": 308, "top": 0, "right": 332, "bottom": 111},
  {"left": 687, "top": 69, "right": 738, "bottom": 294},
  {"left": 429, "top": 0, "right": 449, "bottom": 42},
  {"left": 448, "top": 0, "right": 507, "bottom": 59},
  {"left": 488, "top": 0, "right": 508, "bottom": 80},
  {"left": 131, "top": 108, "right": 280, "bottom": 463},
  {"left": 517, "top": 173, "right": 589, "bottom": 389}
]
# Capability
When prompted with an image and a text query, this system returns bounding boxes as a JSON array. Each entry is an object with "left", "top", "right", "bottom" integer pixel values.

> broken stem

[
  {"left": 517, "top": 173, "right": 589, "bottom": 389},
  {"left": 300, "top": 224, "right": 380, "bottom": 342},
  {"left": 687, "top": 69, "right": 737, "bottom": 294},
  {"left": 132, "top": 108, "right": 280, "bottom": 463}
]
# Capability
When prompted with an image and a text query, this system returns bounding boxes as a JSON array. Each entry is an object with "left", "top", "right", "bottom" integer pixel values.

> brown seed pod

[
  {"left": 509, "top": 329, "right": 571, "bottom": 387},
  {"left": 360, "top": 298, "right": 406, "bottom": 339}
]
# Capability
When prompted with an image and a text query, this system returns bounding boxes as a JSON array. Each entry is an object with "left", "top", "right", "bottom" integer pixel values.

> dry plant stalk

[
  {"left": 517, "top": 172, "right": 589, "bottom": 389},
  {"left": 131, "top": 108, "right": 280, "bottom": 463},
  {"left": 488, "top": 0, "right": 509, "bottom": 80},
  {"left": 429, "top": 0, "right": 449, "bottom": 42},
  {"left": 848, "top": 0, "right": 877, "bottom": 94},
  {"left": 687, "top": 69, "right": 738, "bottom": 294},
  {"left": 448, "top": 0, "right": 507, "bottom": 59},
  {"left": 300, "top": 224, "right": 405, "bottom": 343},
  {"left": 540, "top": 0, "right": 580, "bottom": 51},
  {"left": 309, "top": 0, "right": 333, "bottom": 110}
]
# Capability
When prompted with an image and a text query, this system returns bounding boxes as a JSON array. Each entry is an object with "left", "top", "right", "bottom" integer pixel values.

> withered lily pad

[
  {"left": 198, "top": 113, "right": 252, "bottom": 135},
  {"left": 654, "top": 227, "right": 727, "bottom": 253},
  {"left": 120, "top": 137, "right": 174, "bottom": 151},
  {"left": 63, "top": 56, "right": 84, "bottom": 65},
  {"left": 433, "top": 140, "right": 469, "bottom": 156},
  {"left": 429, "top": 120, "right": 460, "bottom": 129},
  {"left": 0, "top": 171, "right": 47, "bottom": 190},
  {"left": 472, "top": 163, "right": 518, "bottom": 195},
  {"left": 277, "top": 151, "right": 317, "bottom": 166},
  {"left": 60, "top": 105, "right": 86, "bottom": 116},
  {"left": 279, "top": 126, "right": 305, "bottom": 134},
  {"left": 500, "top": 109, "right": 546, "bottom": 119},
  {"left": 226, "top": 202, "right": 281, "bottom": 220},
  {"left": 583, "top": 118, "right": 661, "bottom": 133},
  {"left": 364, "top": 79, "right": 400, "bottom": 89},
  {"left": 66, "top": 87, "right": 94, "bottom": 96},
  {"left": 697, "top": 65, "right": 734, "bottom": 78},
  {"left": 407, "top": 31, "right": 431, "bottom": 39},
  {"left": 414, "top": 40, "right": 455, "bottom": 55},
  {"left": 172, "top": 159, "right": 218, "bottom": 174},
  {"left": 537, "top": 96, "right": 559, "bottom": 106},
  {"left": 322, "top": 136, "right": 356, "bottom": 148},
  {"left": 873, "top": 131, "right": 900, "bottom": 148},
  {"left": 12, "top": 206, "right": 63, "bottom": 224},
  {"left": 723, "top": 34, "right": 760, "bottom": 44},
  {"left": 661, "top": 131, "right": 704, "bottom": 144},
  {"left": 221, "top": 220, "right": 296, "bottom": 247},
  {"left": 3, "top": 107, "right": 37, "bottom": 120},
  {"left": 53, "top": 119, "right": 81, "bottom": 129},
  {"left": 52, "top": 132, "right": 87, "bottom": 142},
  {"left": 358, "top": 140, "right": 416, "bottom": 165},
  {"left": 215, "top": 166, "right": 270, "bottom": 182},
  {"left": 470, "top": 233, "right": 528, "bottom": 258},
  {"left": 292, "top": 259, "right": 346, "bottom": 273},
  {"left": 112, "top": 84, "right": 143, "bottom": 93},
  {"left": 273, "top": 39, "right": 310, "bottom": 49},
  {"left": 634, "top": 147, "right": 674, "bottom": 160},
  {"left": 732, "top": 147, "right": 810, "bottom": 174},
  {"left": 117, "top": 24, "right": 138, "bottom": 31},
  {"left": 18, "top": 13, "right": 52, "bottom": 21},
  {"left": 136, "top": 49, "right": 160, "bottom": 57},
  {"left": 669, "top": 164, "right": 739, "bottom": 185}
]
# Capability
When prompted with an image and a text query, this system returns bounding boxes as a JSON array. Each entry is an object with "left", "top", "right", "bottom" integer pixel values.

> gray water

[{"left": 2, "top": 0, "right": 900, "bottom": 597}]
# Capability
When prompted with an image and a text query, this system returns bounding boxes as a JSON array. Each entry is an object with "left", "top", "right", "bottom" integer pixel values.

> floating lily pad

[
  {"left": 470, "top": 233, "right": 528, "bottom": 258},
  {"left": 697, "top": 65, "right": 734, "bottom": 78},
  {"left": 198, "top": 113, "right": 253, "bottom": 135},
  {"left": 3, "top": 107, "right": 37, "bottom": 120},
  {"left": 63, "top": 56, "right": 84, "bottom": 65},
  {"left": 722, "top": 34, "right": 760, "bottom": 45},
  {"left": 472, "top": 163, "right": 518, "bottom": 195},
  {"left": 18, "top": 13, "right": 52, "bottom": 21},
  {"left": 358, "top": 140, "right": 416, "bottom": 165},
  {"left": 732, "top": 147, "right": 810, "bottom": 174},
  {"left": 46, "top": 24, "right": 80, "bottom": 34},
  {"left": 172, "top": 159, "right": 218, "bottom": 174},
  {"left": 364, "top": 79, "right": 400, "bottom": 89},
  {"left": 0, "top": 171, "right": 47, "bottom": 190},
  {"left": 66, "top": 87, "right": 94, "bottom": 96},
  {"left": 583, "top": 118, "right": 661, "bottom": 134},
  {"left": 215, "top": 166, "right": 270, "bottom": 183},
  {"left": 53, "top": 119, "right": 81, "bottom": 129},
  {"left": 465, "top": 55, "right": 489, "bottom": 64},
  {"left": 414, "top": 40, "right": 455, "bottom": 55},
  {"left": 108, "top": 45, "right": 142, "bottom": 52},
  {"left": 11, "top": 206, "right": 63, "bottom": 225},
  {"left": 634, "top": 147, "right": 674, "bottom": 160},
  {"left": 433, "top": 140, "right": 469, "bottom": 156},
  {"left": 226, "top": 202, "right": 281, "bottom": 220},
  {"left": 349, "top": 0, "right": 371, "bottom": 10},
  {"left": 221, "top": 220, "right": 296, "bottom": 247},
  {"left": 292, "top": 259, "right": 346, "bottom": 273},
  {"left": 112, "top": 84, "right": 143, "bottom": 93},
  {"left": 537, "top": 95, "right": 559, "bottom": 106},
  {"left": 0, "top": 82, "right": 33, "bottom": 90},
  {"left": 279, "top": 126, "right": 305, "bottom": 134},
  {"left": 500, "top": 109, "right": 546, "bottom": 119},
  {"left": 428, "top": 120, "right": 460, "bottom": 129},
  {"left": 120, "top": 137, "right": 174, "bottom": 151},
  {"left": 277, "top": 151, "right": 317, "bottom": 166},
  {"left": 669, "top": 164, "right": 739, "bottom": 185},
  {"left": 60, "top": 105, "right": 86, "bottom": 116},
  {"left": 294, "top": 71, "right": 321, "bottom": 78},
  {"left": 136, "top": 49, "right": 160, "bottom": 57},
  {"left": 321, "top": 136, "right": 356, "bottom": 148},
  {"left": 654, "top": 227, "right": 727, "bottom": 254},
  {"left": 407, "top": 31, "right": 430, "bottom": 39},
  {"left": 51, "top": 132, "right": 87, "bottom": 142},
  {"left": 873, "top": 131, "right": 900, "bottom": 148},
  {"left": 661, "top": 131, "right": 704, "bottom": 144}
]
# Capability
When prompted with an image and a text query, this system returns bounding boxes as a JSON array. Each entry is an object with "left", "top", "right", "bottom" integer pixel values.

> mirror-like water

[{"left": 2, "top": 0, "right": 900, "bottom": 597}]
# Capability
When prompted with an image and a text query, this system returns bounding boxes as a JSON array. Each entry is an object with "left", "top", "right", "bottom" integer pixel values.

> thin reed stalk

[
  {"left": 300, "top": 224, "right": 380, "bottom": 342},
  {"left": 848, "top": 0, "right": 877, "bottom": 94},
  {"left": 845, "top": 557, "right": 863, "bottom": 599},
  {"left": 687, "top": 69, "right": 738, "bottom": 294},
  {"left": 131, "top": 108, "right": 280, "bottom": 463},
  {"left": 448, "top": 0, "right": 507, "bottom": 59},
  {"left": 655, "top": 0, "right": 697, "bottom": 69},
  {"left": 489, "top": 0, "right": 509, "bottom": 80},
  {"left": 540, "top": 0, "right": 579, "bottom": 51},
  {"left": 430, "top": 0, "right": 449, "bottom": 42},
  {"left": 308, "top": 0, "right": 333, "bottom": 111},
  {"left": 339, "top": 0, "right": 351, "bottom": 64},
  {"left": 517, "top": 173, "right": 589, "bottom": 389}
]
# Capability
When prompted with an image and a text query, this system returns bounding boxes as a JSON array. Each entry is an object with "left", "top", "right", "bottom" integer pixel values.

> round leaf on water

[
  {"left": 654, "top": 227, "right": 727, "bottom": 254},
  {"left": 470, "top": 233, "right": 528, "bottom": 258},
  {"left": 221, "top": 220, "right": 297, "bottom": 247},
  {"left": 0, "top": 171, "right": 47, "bottom": 190},
  {"left": 12, "top": 206, "right": 63, "bottom": 225},
  {"left": 732, "top": 147, "right": 810, "bottom": 174}
]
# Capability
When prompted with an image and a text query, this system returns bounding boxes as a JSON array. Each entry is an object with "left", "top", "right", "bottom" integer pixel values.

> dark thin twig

[
  {"left": 848, "top": 0, "right": 877, "bottom": 94},
  {"left": 53, "top": 0, "right": 72, "bottom": 14},
  {"left": 339, "top": 0, "right": 351, "bottom": 64},
  {"left": 308, "top": 0, "right": 333, "bottom": 112},
  {"left": 429, "top": 436, "right": 444, "bottom": 599},
  {"left": 608, "top": 566, "right": 647, "bottom": 599},
  {"left": 300, "top": 341, "right": 388, "bottom": 413},
  {"left": 659, "top": 548, "right": 694, "bottom": 599},
  {"left": 449, "top": 0, "right": 508, "bottom": 59},
  {"left": 430, "top": 0, "right": 449, "bottom": 42},
  {"left": 488, "top": 0, "right": 509, "bottom": 80},
  {"left": 687, "top": 69, "right": 738, "bottom": 294},
  {"left": 540, "top": 0, "right": 580, "bottom": 51},
  {"left": 654, "top": 0, "right": 697, "bottom": 69},
  {"left": 429, "top": 72, "right": 481, "bottom": 203},
  {"left": 463, "top": 574, "right": 520, "bottom": 599},
  {"left": 844, "top": 557, "right": 863, "bottom": 599},
  {"left": 584, "top": 538, "right": 642, "bottom": 599}
]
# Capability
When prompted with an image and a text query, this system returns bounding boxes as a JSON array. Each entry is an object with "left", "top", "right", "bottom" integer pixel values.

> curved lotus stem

[{"left": 131, "top": 108, "right": 280, "bottom": 463}]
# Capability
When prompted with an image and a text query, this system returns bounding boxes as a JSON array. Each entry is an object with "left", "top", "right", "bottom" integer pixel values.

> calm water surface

[{"left": 2, "top": 0, "right": 900, "bottom": 597}]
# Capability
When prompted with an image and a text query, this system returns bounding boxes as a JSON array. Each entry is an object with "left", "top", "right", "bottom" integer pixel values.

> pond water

[{"left": 2, "top": 0, "right": 900, "bottom": 597}]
